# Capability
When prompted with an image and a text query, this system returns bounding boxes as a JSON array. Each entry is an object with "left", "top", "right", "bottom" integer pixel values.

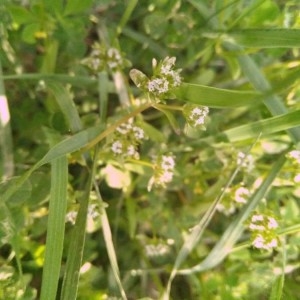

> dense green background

[{"left": 1, "top": 1, "right": 300, "bottom": 299}]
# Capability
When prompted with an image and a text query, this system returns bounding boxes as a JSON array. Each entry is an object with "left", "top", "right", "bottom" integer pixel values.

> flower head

[
  {"left": 82, "top": 43, "right": 130, "bottom": 72},
  {"left": 148, "top": 154, "right": 176, "bottom": 191},
  {"left": 130, "top": 56, "right": 182, "bottom": 101},
  {"left": 248, "top": 212, "right": 279, "bottom": 251},
  {"left": 110, "top": 118, "right": 146, "bottom": 160},
  {"left": 183, "top": 104, "right": 209, "bottom": 129}
]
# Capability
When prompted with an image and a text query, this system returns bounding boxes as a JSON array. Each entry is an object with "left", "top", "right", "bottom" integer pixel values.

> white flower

[
  {"left": 127, "top": 145, "right": 139, "bottom": 159},
  {"left": 294, "top": 173, "right": 300, "bottom": 183},
  {"left": 266, "top": 238, "right": 278, "bottom": 248},
  {"left": 145, "top": 243, "right": 170, "bottom": 257},
  {"left": 133, "top": 126, "right": 145, "bottom": 140},
  {"left": 111, "top": 140, "right": 123, "bottom": 154},
  {"left": 186, "top": 106, "right": 209, "bottom": 127},
  {"left": 251, "top": 214, "right": 264, "bottom": 222},
  {"left": 148, "top": 78, "right": 169, "bottom": 94},
  {"left": 159, "top": 170, "right": 174, "bottom": 184},
  {"left": 252, "top": 235, "right": 265, "bottom": 249},
  {"left": 66, "top": 211, "right": 77, "bottom": 225},
  {"left": 235, "top": 187, "right": 250, "bottom": 203},
  {"left": 237, "top": 152, "right": 254, "bottom": 171},
  {"left": 267, "top": 217, "right": 278, "bottom": 229},
  {"left": 288, "top": 150, "right": 300, "bottom": 164},
  {"left": 252, "top": 235, "right": 278, "bottom": 250},
  {"left": 88, "top": 204, "right": 99, "bottom": 219},
  {"left": 161, "top": 155, "right": 175, "bottom": 170},
  {"left": 147, "top": 154, "right": 176, "bottom": 191},
  {"left": 160, "top": 57, "right": 176, "bottom": 75}
]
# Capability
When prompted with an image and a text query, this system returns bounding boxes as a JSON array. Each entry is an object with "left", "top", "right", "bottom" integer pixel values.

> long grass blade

[
  {"left": 60, "top": 164, "right": 92, "bottom": 300},
  {"left": 229, "top": 29, "right": 300, "bottom": 48},
  {"left": 174, "top": 83, "right": 262, "bottom": 108},
  {"left": 223, "top": 109, "right": 300, "bottom": 142},
  {"left": 47, "top": 81, "right": 82, "bottom": 132},
  {"left": 40, "top": 156, "right": 68, "bottom": 300},
  {"left": 223, "top": 41, "right": 300, "bottom": 142}
]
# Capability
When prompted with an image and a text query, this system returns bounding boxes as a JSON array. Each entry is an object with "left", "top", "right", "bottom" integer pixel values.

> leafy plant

[{"left": 1, "top": 1, "right": 300, "bottom": 299}]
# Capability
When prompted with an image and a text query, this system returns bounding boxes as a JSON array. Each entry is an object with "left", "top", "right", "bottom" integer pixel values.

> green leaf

[
  {"left": 37, "top": 125, "right": 104, "bottom": 168},
  {"left": 269, "top": 275, "right": 284, "bottom": 300},
  {"left": 64, "top": 0, "right": 93, "bottom": 16},
  {"left": 46, "top": 81, "right": 82, "bottom": 133},
  {"left": 61, "top": 166, "right": 91, "bottom": 300},
  {"left": 174, "top": 83, "right": 262, "bottom": 108},
  {"left": 229, "top": 29, "right": 300, "bottom": 48},
  {"left": 22, "top": 23, "right": 40, "bottom": 44},
  {"left": 223, "top": 41, "right": 300, "bottom": 142},
  {"left": 8, "top": 5, "right": 36, "bottom": 25},
  {"left": 224, "top": 109, "right": 300, "bottom": 142},
  {"left": 40, "top": 156, "right": 68, "bottom": 300}
]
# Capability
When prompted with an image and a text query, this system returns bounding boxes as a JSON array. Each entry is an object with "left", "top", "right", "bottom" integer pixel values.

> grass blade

[
  {"left": 223, "top": 109, "right": 300, "bottom": 142},
  {"left": 60, "top": 165, "right": 92, "bottom": 300},
  {"left": 116, "top": 0, "right": 138, "bottom": 36},
  {"left": 229, "top": 29, "right": 300, "bottom": 48},
  {"left": 47, "top": 81, "right": 82, "bottom": 132},
  {"left": 178, "top": 153, "right": 286, "bottom": 275},
  {"left": 174, "top": 83, "right": 262, "bottom": 108},
  {"left": 223, "top": 41, "right": 300, "bottom": 142},
  {"left": 40, "top": 156, "right": 68, "bottom": 300}
]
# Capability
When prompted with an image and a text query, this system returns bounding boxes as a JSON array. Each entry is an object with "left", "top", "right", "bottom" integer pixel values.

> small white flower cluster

[
  {"left": 145, "top": 243, "right": 170, "bottom": 258},
  {"left": 235, "top": 186, "right": 250, "bottom": 204},
  {"left": 217, "top": 185, "right": 250, "bottom": 216},
  {"left": 287, "top": 150, "right": 300, "bottom": 165},
  {"left": 237, "top": 152, "right": 255, "bottom": 172},
  {"left": 148, "top": 154, "right": 176, "bottom": 191},
  {"left": 65, "top": 204, "right": 100, "bottom": 225},
  {"left": 183, "top": 104, "right": 209, "bottom": 128},
  {"left": 249, "top": 213, "right": 279, "bottom": 251},
  {"left": 111, "top": 118, "right": 146, "bottom": 160},
  {"left": 147, "top": 57, "right": 182, "bottom": 96},
  {"left": 82, "top": 43, "right": 128, "bottom": 72}
]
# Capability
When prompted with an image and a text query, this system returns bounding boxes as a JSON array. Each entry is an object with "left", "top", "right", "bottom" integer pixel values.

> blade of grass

[
  {"left": 116, "top": 0, "right": 138, "bottom": 37},
  {"left": 47, "top": 81, "right": 82, "bottom": 132},
  {"left": 3, "top": 73, "right": 115, "bottom": 90},
  {"left": 269, "top": 237, "right": 286, "bottom": 300},
  {"left": 177, "top": 153, "right": 287, "bottom": 275},
  {"left": 223, "top": 109, "right": 300, "bottom": 142},
  {"left": 60, "top": 162, "right": 92, "bottom": 300},
  {"left": 122, "top": 27, "right": 168, "bottom": 57},
  {"left": 98, "top": 71, "right": 109, "bottom": 124},
  {"left": 174, "top": 83, "right": 263, "bottom": 108},
  {"left": 223, "top": 41, "right": 300, "bottom": 143},
  {"left": 229, "top": 29, "right": 300, "bottom": 48},
  {"left": 94, "top": 176, "right": 128, "bottom": 300},
  {"left": 40, "top": 156, "right": 68, "bottom": 300}
]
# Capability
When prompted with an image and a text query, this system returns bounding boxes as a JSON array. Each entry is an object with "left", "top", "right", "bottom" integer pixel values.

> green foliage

[{"left": 1, "top": 1, "right": 300, "bottom": 299}]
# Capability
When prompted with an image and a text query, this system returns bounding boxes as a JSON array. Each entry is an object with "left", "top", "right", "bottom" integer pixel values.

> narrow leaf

[
  {"left": 174, "top": 83, "right": 262, "bottom": 108},
  {"left": 40, "top": 156, "right": 68, "bottom": 300},
  {"left": 229, "top": 29, "right": 300, "bottom": 48},
  {"left": 224, "top": 109, "right": 300, "bottom": 142},
  {"left": 47, "top": 82, "right": 82, "bottom": 133}
]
